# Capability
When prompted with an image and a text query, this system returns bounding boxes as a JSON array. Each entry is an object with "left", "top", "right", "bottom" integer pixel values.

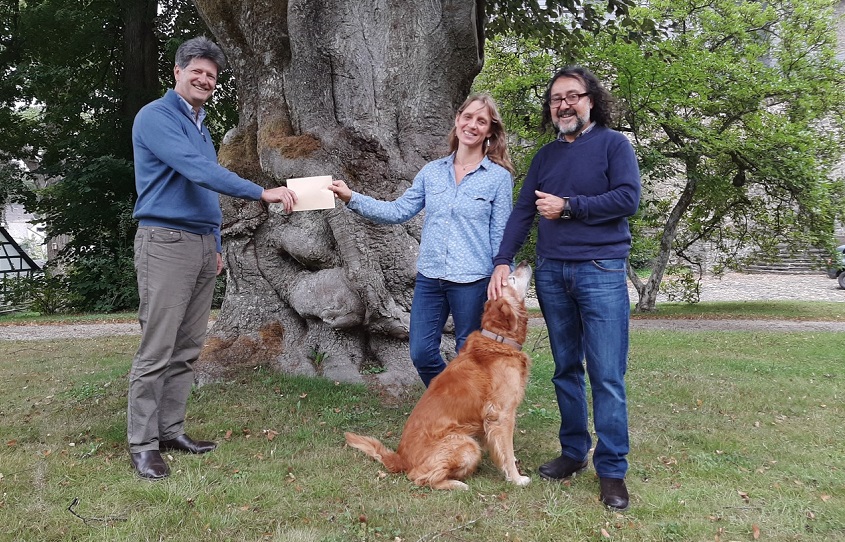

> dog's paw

[{"left": 514, "top": 475, "right": 531, "bottom": 486}]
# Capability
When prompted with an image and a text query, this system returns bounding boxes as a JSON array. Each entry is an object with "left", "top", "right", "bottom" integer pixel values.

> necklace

[{"left": 455, "top": 157, "right": 483, "bottom": 171}]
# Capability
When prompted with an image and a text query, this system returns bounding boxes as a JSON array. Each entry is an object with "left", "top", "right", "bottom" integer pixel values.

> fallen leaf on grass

[
  {"left": 262, "top": 429, "right": 278, "bottom": 441},
  {"left": 600, "top": 528, "right": 611, "bottom": 538},
  {"left": 821, "top": 494, "right": 831, "bottom": 502},
  {"left": 224, "top": 430, "right": 233, "bottom": 441},
  {"left": 737, "top": 490, "right": 749, "bottom": 503},
  {"left": 752, "top": 524, "right": 760, "bottom": 539}
]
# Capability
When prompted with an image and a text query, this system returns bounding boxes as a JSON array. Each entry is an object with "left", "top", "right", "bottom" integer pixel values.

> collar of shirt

[
  {"left": 558, "top": 121, "right": 596, "bottom": 142},
  {"left": 445, "top": 153, "right": 491, "bottom": 171},
  {"left": 176, "top": 94, "right": 207, "bottom": 132}
]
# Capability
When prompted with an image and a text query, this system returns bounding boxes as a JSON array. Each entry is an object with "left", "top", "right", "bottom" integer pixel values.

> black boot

[{"left": 130, "top": 450, "right": 170, "bottom": 480}]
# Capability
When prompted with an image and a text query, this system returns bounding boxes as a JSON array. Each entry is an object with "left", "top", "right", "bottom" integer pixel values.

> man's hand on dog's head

[{"left": 488, "top": 264, "right": 511, "bottom": 301}]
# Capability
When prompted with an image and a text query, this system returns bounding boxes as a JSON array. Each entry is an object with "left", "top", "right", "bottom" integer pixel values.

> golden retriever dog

[{"left": 345, "top": 262, "right": 533, "bottom": 490}]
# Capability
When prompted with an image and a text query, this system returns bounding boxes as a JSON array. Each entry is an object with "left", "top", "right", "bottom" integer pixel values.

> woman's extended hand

[{"left": 328, "top": 179, "right": 353, "bottom": 203}]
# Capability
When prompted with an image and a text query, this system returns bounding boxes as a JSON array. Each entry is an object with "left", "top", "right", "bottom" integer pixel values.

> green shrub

[{"left": 1, "top": 272, "right": 70, "bottom": 315}]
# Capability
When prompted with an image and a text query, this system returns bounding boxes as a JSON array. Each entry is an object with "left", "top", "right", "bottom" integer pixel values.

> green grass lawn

[{"left": 1, "top": 305, "right": 843, "bottom": 541}]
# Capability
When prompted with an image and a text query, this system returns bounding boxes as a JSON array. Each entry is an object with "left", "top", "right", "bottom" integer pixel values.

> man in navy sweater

[
  {"left": 488, "top": 66, "right": 640, "bottom": 510},
  {"left": 128, "top": 36, "right": 297, "bottom": 480}
]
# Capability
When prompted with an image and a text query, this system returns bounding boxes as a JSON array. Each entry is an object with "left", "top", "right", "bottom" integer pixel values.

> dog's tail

[{"left": 344, "top": 432, "right": 407, "bottom": 473}]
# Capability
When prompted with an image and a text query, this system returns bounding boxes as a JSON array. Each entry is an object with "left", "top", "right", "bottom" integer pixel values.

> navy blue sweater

[
  {"left": 494, "top": 125, "right": 641, "bottom": 265},
  {"left": 132, "top": 89, "right": 264, "bottom": 252}
]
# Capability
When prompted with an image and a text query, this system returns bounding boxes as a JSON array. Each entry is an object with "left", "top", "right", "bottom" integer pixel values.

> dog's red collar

[{"left": 480, "top": 329, "right": 523, "bottom": 351}]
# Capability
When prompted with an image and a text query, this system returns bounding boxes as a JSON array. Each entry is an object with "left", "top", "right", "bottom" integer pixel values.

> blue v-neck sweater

[
  {"left": 494, "top": 125, "right": 641, "bottom": 265},
  {"left": 132, "top": 89, "right": 264, "bottom": 252}
]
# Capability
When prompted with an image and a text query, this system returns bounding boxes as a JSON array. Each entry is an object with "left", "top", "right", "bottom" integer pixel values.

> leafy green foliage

[
  {"left": 12, "top": 0, "right": 129, "bottom": 165},
  {"left": 485, "top": 0, "right": 648, "bottom": 49},
  {"left": 477, "top": 0, "right": 845, "bottom": 309},
  {"left": 2, "top": 272, "right": 70, "bottom": 315},
  {"left": 0, "top": 1, "right": 220, "bottom": 312},
  {"left": 591, "top": 0, "right": 845, "bottom": 307},
  {"left": 23, "top": 156, "right": 138, "bottom": 312}
]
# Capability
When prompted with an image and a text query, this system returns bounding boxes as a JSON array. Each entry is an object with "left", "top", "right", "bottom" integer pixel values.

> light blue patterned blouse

[{"left": 347, "top": 154, "right": 514, "bottom": 283}]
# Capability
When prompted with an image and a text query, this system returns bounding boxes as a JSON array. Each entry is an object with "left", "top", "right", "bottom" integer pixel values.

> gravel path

[
  {"left": 1, "top": 273, "right": 843, "bottom": 341},
  {"left": 535, "top": 271, "right": 845, "bottom": 332}
]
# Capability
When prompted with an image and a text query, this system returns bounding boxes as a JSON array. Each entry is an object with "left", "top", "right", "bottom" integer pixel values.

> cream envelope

[{"left": 287, "top": 175, "right": 336, "bottom": 211}]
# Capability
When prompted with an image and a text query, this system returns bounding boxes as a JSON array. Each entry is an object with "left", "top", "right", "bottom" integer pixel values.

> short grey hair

[{"left": 175, "top": 36, "right": 227, "bottom": 72}]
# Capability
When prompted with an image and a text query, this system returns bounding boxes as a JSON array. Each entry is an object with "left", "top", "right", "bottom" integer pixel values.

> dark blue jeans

[
  {"left": 409, "top": 273, "right": 488, "bottom": 387},
  {"left": 535, "top": 257, "right": 630, "bottom": 479}
]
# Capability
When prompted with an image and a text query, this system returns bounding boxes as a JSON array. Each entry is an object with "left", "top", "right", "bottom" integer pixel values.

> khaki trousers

[{"left": 127, "top": 226, "right": 217, "bottom": 452}]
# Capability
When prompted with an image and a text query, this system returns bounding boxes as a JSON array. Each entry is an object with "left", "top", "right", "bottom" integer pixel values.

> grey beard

[{"left": 558, "top": 115, "right": 585, "bottom": 138}]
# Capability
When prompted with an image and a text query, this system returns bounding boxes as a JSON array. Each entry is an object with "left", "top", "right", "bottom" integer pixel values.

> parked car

[{"left": 826, "top": 244, "right": 845, "bottom": 289}]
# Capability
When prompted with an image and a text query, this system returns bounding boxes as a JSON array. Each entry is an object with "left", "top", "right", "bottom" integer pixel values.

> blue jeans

[
  {"left": 409, "top": 273, "right": 488, "bottom": 387},
  {"left": 535, "top": 257, "right": 630, "bottom": 479}
]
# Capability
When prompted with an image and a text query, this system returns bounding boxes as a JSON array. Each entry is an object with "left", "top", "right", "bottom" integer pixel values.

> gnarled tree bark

[{"left": 193, "top": 0, "right": 484, "bottom": 393}]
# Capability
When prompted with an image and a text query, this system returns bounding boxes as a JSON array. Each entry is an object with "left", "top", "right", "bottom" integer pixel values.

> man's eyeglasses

[{"left": 550, "top": 93, "right": 589, "bottom": 107}]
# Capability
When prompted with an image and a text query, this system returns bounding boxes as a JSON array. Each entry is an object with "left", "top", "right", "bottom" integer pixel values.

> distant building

[
  {"left": 0, "top": 224, "right": 41, "bottom": 302},
  {"left": 2, "top": 204, "right": 47, "bottom": 266}
]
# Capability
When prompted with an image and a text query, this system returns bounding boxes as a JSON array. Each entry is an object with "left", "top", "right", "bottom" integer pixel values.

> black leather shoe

[
  {"left": 130, "top": 450, "right": 170, "bottom": 480},
  {"left": 538, "top": 455, "right": 589, "bottom": 480},
  {"left": 599, "top": 477, "right": 630, "bottom": 510},
  {"left": 160, "top": 434, "right": 217, "bottom": 454}
]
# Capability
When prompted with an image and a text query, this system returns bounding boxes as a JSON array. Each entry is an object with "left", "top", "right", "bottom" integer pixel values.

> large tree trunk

[
  {"left": 193, "top": 0, "right": 484, "bottom": 392},
  {"left": 120, "top": 0, "right": 158, "bottom": 161}
]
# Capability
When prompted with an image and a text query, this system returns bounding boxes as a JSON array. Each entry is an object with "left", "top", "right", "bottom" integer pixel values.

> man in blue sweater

[
  {"left": 488, "top": 66, "right": 640, "bottom": 509},
  {"left": 128, "top": 36, "right": 297, "bottom": 480}
]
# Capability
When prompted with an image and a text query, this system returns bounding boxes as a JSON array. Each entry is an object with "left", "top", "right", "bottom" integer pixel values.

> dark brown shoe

[
  {"left": 160, "top": 434, "right": 217, "bottom": 454},
  {"left": 538, "top": 455, "right": 589, "bottom": 480},
  {"left": 130, "top": 450, "right": 170, "bottom": 480},
  {"left": 599, "top": 477, "right": 630, "bottom": 510}
]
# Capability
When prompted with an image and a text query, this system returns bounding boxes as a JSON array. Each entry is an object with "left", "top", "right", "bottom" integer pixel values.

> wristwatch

[{"left": 560, "top": 197, "right": 572, "bottom": 220}]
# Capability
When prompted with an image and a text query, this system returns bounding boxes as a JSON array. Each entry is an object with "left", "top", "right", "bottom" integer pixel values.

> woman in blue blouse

[{"left": 330, "top": 93, "right": 515, "bottom": 387}]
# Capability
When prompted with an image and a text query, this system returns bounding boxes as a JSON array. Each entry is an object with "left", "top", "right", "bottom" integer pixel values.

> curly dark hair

[{"left": 540, "top": 66, "right": 615, "bottom": 134}]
